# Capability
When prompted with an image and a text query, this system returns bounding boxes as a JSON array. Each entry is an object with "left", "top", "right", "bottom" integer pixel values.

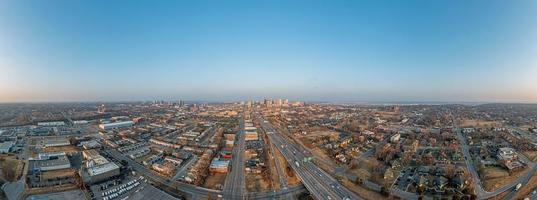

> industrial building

[
  {"left": 38, "top": 121, "right": 66, "bottom": 127},
  {"left": 81, "top": 150, "right": 120, "bottom": 184},
  {"left": 29, "top": 152, "right": 71, "bottom": 172},
  {"left": 99, "top": 121, "right": 135, "bottom": 131},
  {"left": 44, "top": 137, "right": 71, "bottom": 147}
]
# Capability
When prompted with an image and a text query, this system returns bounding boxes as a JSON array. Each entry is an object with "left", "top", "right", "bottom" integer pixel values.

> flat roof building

[
  {"left": 209, "top": 159, "right": 230, "bottom": 173},
  {"left": 81, "top": 150, "right": 120, "bottom": 184},
  {"left": 44, "top": 137, "right": 71, "bottom": 147},
  {"left": 99, "top": 121, "right": 134, "bottom": 131},
  {"left": 29, "top": 152, "right": 71, "bottom": 172}
]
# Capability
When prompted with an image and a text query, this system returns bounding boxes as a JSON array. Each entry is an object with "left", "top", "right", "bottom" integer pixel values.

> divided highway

[{"left": 260, "top": 119, "right": 362, "bottom": 200}]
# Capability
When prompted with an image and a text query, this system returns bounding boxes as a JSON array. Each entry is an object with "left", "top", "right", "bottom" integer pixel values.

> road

[
  {"left": 260, "top": 119, "right": 362, "bottom": 200},
  {"left": 502, "top": 164, "right": 537, "bottom": 200},
  {"left": 222, "top": 115, "right": 246, "bottom": 199},
  {"left": 198, "top": 126, "right": 216, "bottom": 146},
  {"left": 170, "top": 155, "right": 198, "bottom": 182},
  {"left": 104, "top": 138, "right": 308, "bottom": 200},
  {"left": 455, "top": 128, "right": 537, "bottom": 200}
]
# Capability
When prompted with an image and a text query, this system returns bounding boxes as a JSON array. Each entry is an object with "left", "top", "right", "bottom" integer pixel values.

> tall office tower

[
  {"left": 179, "top": 100, "right": 185, "bottom": 107},
  {"left": 267, "top": 99, "right": 273, "bottom": 108},
  {"left": 276, "top": 99, "right": 282, "bottom": 107},
  {"left": 247, "top": 100, "right": 253, "bottom": 108},
  {"left": 283, "top": 99, "right": 289, "bottom": 106},
  {"left": 97, "top": 104, "right": 106, "bottom": 114}
]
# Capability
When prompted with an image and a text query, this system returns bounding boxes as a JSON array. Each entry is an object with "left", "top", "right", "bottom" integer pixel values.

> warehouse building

[
  {"left": 99, "top": 121, "right": 134, "bottom": 131},
  {"left": 29, "top": 152, "right": 71, "bottom": 172},
  {"left": 44, "top": 137, "right": 71, "bottom": 147}
]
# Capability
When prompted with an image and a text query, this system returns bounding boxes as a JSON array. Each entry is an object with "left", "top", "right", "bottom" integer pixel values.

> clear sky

[{"left": 1, "top": 0, "right": 536, "bottom": 103}]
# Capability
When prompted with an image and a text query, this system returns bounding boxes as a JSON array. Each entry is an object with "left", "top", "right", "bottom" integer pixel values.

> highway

[
  {"left": 222, "top": 115, "right": 246, "bottom": 199},
  {"left": 260, "top": 119, "right": 362, "bottom": 200},
  {"left": 103, "top": 121, "right": 308, "bottom": 200}
]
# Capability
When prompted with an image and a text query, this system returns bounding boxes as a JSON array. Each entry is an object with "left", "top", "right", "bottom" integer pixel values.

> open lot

[
  {"left": 481, "top": 166, "right": 529, "bottom": 192},
  {"left": 523, "top": 151, "right": 537, "bottom": 162},
  {"left": 43, "top": 145, "right": 79, "bottom": 154},
  {"left": 0, "top": 155, "right": 23, "bottom": 182},
  {"left": 460, "top": 119, "right": 501, "bottom": 128},
  {"left": 202, "top": 173, "right": 226, "bottom": 190},
  {"left": 26, "top": 189, "right": 84, "bottom": 200},
  {"left": 41, "top": 169, "right": 76, "bottom": 180},
  {"left": 245, "top": 173, "right": 271, "bottom": 192}
]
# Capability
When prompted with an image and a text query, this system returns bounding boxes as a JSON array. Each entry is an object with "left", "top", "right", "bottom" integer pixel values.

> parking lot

[{"left": 89, "top": 176, "right": 145, "bottom": 200}]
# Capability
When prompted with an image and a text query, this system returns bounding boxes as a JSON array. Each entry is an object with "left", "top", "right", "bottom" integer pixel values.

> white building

[
  {"left": 44, "top": 137, "right": 71, "bottom": 147},
  {"left": 99, "top": 121, "right": 134, "bottom": 131},
  {"left": 390, "top": 133, "right": 401, "bottom": 143},
  {"left": 38, "top": 121, "right": 66, "bottom": 126}
]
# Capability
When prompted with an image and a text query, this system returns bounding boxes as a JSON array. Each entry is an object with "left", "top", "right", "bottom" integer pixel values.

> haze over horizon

[{"left": 1, "top": 0, "right": 537, "bottom": 103}]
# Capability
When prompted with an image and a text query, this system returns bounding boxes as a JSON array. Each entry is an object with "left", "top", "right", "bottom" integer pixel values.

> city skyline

[{"left": 1, "top": 0, "right": 537, "bottom": 103}]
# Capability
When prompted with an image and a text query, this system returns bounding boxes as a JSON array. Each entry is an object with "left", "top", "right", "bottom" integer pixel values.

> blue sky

[{"left": 1, "top": 0, "right": 536, "bottom": 102}]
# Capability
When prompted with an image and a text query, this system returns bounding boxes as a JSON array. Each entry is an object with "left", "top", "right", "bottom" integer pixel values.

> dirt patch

[
  {"left": 340, "top": 178, "right": 386, "bottom": 200},
  {"left": 523, "top": 151, "right": 537, "bottom": 162},
  {"left": 482, "top": 167, "right": 528, "bottom": 192},
  {"left": 297, "top": 131, "right": 339, "bottom": 139},
  {"left": 245, "top": 173, "right": 271, "bottom": 192},
  {"left": 460, "top": 120, "right": 501, "bottom": 128},
  {"left": 266, "top": 145, "right": 281, "bottom": 189},
  {"left": 0, "top": 156, "right": 22, "bottom": 181},
  {"left": 202, "top": 173, "right": 227, "bottom": 190},
  {"left": 41, "top": 169, "right": 76, "bottom": 180},
  {"left": 44, "top": 145, "right": 80, "bottom": 154},
  {"left": 275, "top": 151, "right": 300, "bottom": 186}
]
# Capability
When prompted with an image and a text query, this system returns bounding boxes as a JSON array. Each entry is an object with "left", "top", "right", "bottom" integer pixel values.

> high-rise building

[
  {"left": 276, "top": 99, "right": 282, "bottom": 107},
  {"left": 97, "top": 104, "right": 106, "bottom": 114}
]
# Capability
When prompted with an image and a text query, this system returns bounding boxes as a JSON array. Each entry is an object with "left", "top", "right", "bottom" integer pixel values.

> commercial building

[
  {"left": 225, "top": 140, "right": 234, "bottom": 148},
  {"left": 497, "top": 147, "right": 517, "bottom": 161},
  {"left": 209, "top": 159, "right": 230, "bottom": 173},
  {"left": 245, "top": 131, "right": 259, "bottom": 141},
  {"left": 81, "top": 150, "right": 120, "bottom": 184},
  {"left": 390, "top": 133, "right": 401, "bottom": 143},
  {"left": 99, "top": 121, "right": 134, "bottom": 131}
]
